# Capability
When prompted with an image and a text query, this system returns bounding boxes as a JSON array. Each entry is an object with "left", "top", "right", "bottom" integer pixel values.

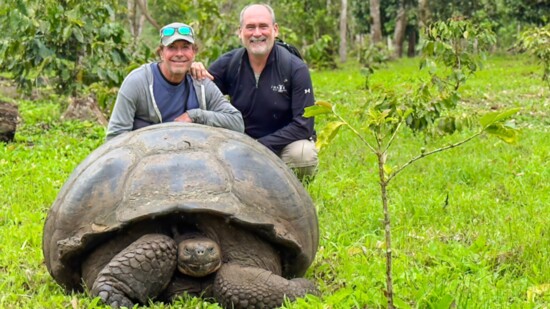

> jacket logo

[{"left": 271, "top": 84, "right": 287, "bottom": 93}]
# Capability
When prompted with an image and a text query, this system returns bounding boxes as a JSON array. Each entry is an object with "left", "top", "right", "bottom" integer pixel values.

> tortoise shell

[{"left": 42, "top": 123, "right": 319, "bottom": 291}]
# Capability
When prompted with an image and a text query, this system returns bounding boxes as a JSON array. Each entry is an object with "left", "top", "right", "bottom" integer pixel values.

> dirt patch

[
  {"left": 0, "top": 78, "right": 19, "bottom": 100},
  {"left": 62, "top": 96, "right": 108, "bottom": 126}
]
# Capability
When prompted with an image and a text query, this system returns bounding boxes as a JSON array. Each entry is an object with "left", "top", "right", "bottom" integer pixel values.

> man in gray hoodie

[{"left": 106, "top": 22, "right": 244, "bottom": 141}]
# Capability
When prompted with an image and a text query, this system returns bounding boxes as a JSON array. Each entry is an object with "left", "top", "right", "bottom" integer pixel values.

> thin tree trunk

[
  {"left": 407, "top": 27, "right": 416, "bottom": 57},
  {"left": 128, "top": 0, "right": 137, "bottom": 37},
  {"left": 377, "top": 152, "right": 394, "bottom": 309},
  {"left": 418, "top": 0, "right": 429, "bottom": 35},
  {"left": 339, "top": 0, "right": 348, "bottom": 63},
  {"left": 127, "top": 0, "right": 145, "bottom": 43},
  {"left": 136, "top": 0, "right": 160, "bottom": 30},
  {"left": 370, "top": 0, "right": 382, "bottom": 44},
  {"left": 393, "top": 1, "right": 407, "bottom": 58}
]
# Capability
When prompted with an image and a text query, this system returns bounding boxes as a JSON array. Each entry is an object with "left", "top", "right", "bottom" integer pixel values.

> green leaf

[
  {"left": 106, "top": 70, "right": 118, "bottom": 83},
  {"left": 304, "top": 105, "right": 331, "bottom": 118},
  {"left": 402, "top": 108, "right": 413, "bottom": 119},
  {"left": 72, "top": 27, "right": 85, "bottom": 43},
  {"left": 383, "top": 164, "right": 392, "bottom": 176},
  {"left": 494, "top": 108, "right": 521, "bottom": 122},
  {"left": 316, "top": 121, "right": 345, "bottom": 151},
  {"left": 479, "top": 108, "right": 521, "bottom": 127},
  {"left": 110, "top": 50, "right": 122, "bottom": 66},
  {"left": 103, "top": 4, "right": 115, "bottom": 17},
  {"left": 485, "top": 123, "right": 519, "bottom": 144},
  {"left": 315, "top": 100, "right": 333, "bottom": 109},
  {"left": 304, "top": 101, "right": 333, "bottom": 118},
  {"left": 34, "top": 39, "right": 53, "bottom": 59},
  {"left": 393, "top": 296, "right": 412, "bottom": 309},
  {"left": 433, "top": 294, "right": 456, "bottom": 309},
  {"left": 62, "top": 26, "right": 72, "bottom": 41}
]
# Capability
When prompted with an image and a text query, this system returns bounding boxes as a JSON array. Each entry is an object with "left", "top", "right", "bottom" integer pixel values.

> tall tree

[
  {"left": 393, "top": 0, "right": 407, "bottom": 58},
  {"left": 370, "top": 0, "right": 382, "bottom": 43},
  {"left": 339, "top": 0, "right": 348, "bottom": 62},
  {"left": 418, "top": 0, "right": 430, "bottom": 33},
  {"left": 127, "top": 0, "right": 146, "bottom": 43}
]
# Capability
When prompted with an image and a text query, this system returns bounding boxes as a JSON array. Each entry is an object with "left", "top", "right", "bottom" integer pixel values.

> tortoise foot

[
  {"left": 213, "top": 263, "right": 318, "bottom": 309},
  {"left": 90, "top": 234, "right": 178, "bottom": 306},
  {"left": 289, "top": 277, "right": 320, "bottom": 296},
  {"left": 94, "top": 283, "right": 134, "bottom": 308}
]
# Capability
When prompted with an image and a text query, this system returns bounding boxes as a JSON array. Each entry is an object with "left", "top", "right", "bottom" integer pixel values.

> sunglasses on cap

[{"left": 161, "top": 26, "right": 194, "bottom": 37}]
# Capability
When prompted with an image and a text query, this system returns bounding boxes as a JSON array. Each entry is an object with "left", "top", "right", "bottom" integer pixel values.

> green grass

[
  {"left": 1, "top": 54, "right": 548, "bottom": 308},
  {"left": 309, "top": 53, "right": 549, "bottom": 308}
]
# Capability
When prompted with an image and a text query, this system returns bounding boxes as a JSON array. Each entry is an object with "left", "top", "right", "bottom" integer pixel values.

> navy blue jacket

[{"left": 208, "top": 46, "right": 315, "bottom": 153}]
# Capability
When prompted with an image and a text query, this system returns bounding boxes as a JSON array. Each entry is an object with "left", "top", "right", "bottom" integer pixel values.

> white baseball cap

[{"left": 160, "top": 22, "right": 195, "bottom": 46}]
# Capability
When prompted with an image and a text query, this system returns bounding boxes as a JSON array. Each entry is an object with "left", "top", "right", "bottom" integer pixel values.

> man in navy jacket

[{"left": 191, "top": 4, "right": 318, "bottom": 181}]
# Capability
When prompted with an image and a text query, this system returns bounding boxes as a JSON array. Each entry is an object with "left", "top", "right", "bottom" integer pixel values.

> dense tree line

[{"left": 0, "top": 0, "right": 547, "bottom": 101}]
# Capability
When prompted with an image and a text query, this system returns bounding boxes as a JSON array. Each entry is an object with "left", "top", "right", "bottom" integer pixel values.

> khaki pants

[{"left": 280, "top": 139, "right": 318, "bottom": 181}]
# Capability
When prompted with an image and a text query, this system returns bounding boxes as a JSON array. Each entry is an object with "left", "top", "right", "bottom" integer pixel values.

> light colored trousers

[{"left": 279, "top": 139, "right": 318, "bottom": 181}]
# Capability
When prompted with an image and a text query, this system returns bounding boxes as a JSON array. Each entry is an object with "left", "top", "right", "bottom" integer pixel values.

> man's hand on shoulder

[{"left": 190, "top": 62, "right": 214, "bottom": 81}]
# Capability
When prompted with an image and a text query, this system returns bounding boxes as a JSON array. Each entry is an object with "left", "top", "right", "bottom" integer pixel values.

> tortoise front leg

[
  {"left": 91, "top": 234, "right": 177, "bottom": 308},
  {"left": 213, "top": 263, "right": 319, "bottom": 309}
]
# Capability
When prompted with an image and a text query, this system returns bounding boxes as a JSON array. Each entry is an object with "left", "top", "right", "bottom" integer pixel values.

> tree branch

[
  {"left": 136, "top": 0, "right": 160, "bottom": 30},
  {"left": 387, "top": 129, "right": 484, "bottom": 183},
  {"left": 334, "top": 111, "right": 377, "bottom": 154}
]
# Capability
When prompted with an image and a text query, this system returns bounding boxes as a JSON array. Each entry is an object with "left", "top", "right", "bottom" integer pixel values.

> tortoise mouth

[{"left": 178, "top": 260, "right": 221, "bottom": 277}]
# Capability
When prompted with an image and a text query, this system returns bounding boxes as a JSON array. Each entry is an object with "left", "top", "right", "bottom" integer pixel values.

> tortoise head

[{"left": 177, "top": 235, "right": 222, "bottom": 277}]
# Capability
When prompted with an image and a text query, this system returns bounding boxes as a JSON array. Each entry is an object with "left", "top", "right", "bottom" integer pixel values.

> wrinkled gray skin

[
  {"left": 80, "top": 219, "right": 220, "bottom": 308},
  {"left": 42, "top": 123, "right": 319, "bottom": 309},
  {"left": 81, "top": 215, "right": 318, "bottom": 308},
  {"left": 192, "top": 215, "right": 319, "bottom": 309}
]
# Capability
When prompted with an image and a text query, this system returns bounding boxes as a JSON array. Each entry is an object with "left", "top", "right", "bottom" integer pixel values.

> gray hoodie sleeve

[
  {"left": 105, "top": 66, "right": 153, "bottom": 141},
  {"left": 187, "top": 79, "right": 244, "bottom": 133},
  {"left": 105, "top": 90, "right": 137, "bottom": 141}
]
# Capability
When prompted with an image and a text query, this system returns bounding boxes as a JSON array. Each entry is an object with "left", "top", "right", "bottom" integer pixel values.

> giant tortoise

[{"left": 42, "top": 123, "right": 319, "bottom": 308}]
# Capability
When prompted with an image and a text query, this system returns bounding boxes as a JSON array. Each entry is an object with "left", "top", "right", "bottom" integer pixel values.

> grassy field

[{"left": 0, "top": 54, "right": 548, "bottom": 308}]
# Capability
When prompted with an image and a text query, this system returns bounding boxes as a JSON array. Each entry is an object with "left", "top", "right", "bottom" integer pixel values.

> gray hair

[{"left": 239, "top": 4, "right": 276, "bottom": 26}]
